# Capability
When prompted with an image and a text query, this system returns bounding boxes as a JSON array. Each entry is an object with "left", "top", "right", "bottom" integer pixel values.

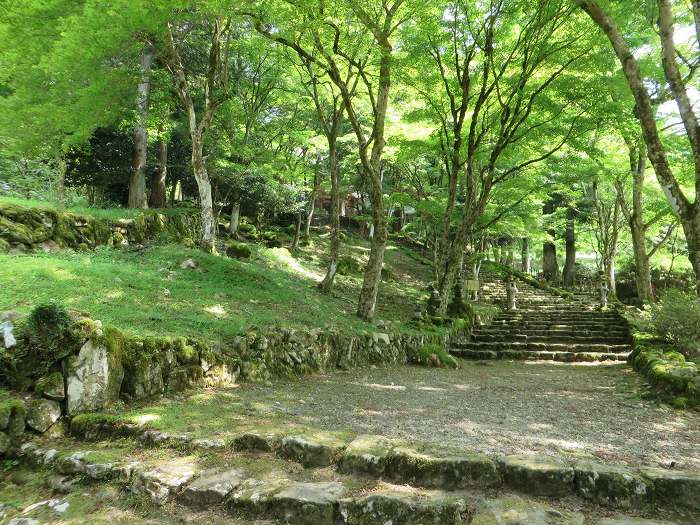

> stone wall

[
  {"left": 0, "top": 203, "right": 200, "bottom": 253},
  {"left": 1, "top": 317, "right": 453, "bottom": 455}
]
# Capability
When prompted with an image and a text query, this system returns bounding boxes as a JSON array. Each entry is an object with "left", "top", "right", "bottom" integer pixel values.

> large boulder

[
  {"left": 65, "top": 338, "right": 124, "bottom": 414},
  {"left": 26, "top": 399, "right": 61, "bottom": 433}
]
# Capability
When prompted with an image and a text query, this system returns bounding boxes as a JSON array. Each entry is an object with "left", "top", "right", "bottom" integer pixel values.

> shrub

[
  {"left": 237, "top": 222, "right": 258, "bottom": 239},
  {"left": 10, "top": 302, "right": 79, "bottom": 386},
  {"left": 649, "top": 289, "right": 700, "bottom": 358}
]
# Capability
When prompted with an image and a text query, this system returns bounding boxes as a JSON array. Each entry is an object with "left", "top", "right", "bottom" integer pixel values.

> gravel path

[{"left": 234, "top": 361, "right": 700, "bottom": 471}]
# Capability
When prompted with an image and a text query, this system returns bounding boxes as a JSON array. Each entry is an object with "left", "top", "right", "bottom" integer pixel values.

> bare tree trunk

[
  {"left": 192, "top": 135, "right": 216, "bottom": 253},
  {"left": 291, "top": 213, "right": 302, "bottom": 250},
  {"left": 319, "top": 135, "right": 341, "bottom": 293},
  {"left": 150, "top": 138, "right": 167, "bottom": 208},
  {"left": 542, "top": 200, "right": 560, "bottom": 283},
  {"left": 631, "top": 226, "right": 653, "bottom": 302},
  {"left": 229, "top": 202, "right": 240, "bottom": 236},
  {"left": 304, "top": 172, "right": 319, "bottom": 239},
  {"left": 128, "top": 49, "right": 153, "bottom": 209},
  {"left": 563, "top": 209, "right": 576, "bottom": 287},
  {"left": 521, "top": 237, "right": 531, "bottom": 273},
  {"left": 605, "top": 255, "right": 617, "bottom": 296}
]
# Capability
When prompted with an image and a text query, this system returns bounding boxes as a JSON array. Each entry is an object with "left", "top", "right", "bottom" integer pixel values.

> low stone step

[
  {"left": 472, "top": 333, "right": 630, "bottom": 344},
  {"left": 22, "top": 429, "right": 700, "bottom": 516},
  {"left": 474, "top": 327, "right": 628, "bottom": 337},
  {"left": 454, "top": 341, "right": 632, "bottom": 353},
  {"left": 451, "top": 348, "right": 629, "bottom": 363}
]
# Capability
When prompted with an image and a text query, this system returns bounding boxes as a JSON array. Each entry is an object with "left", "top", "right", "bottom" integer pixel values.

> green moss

[
  {"left": 410, "top": 344, "right": 459, "bottom": 369},
  {"left": 34, "top": 371, "right": 64, "bottom": 398},
  {"left": 69, "top": 412, "right": 124, "bottom": 437},
  {"left": 226, "top": 241, "right": 252, "bottom": 259}
]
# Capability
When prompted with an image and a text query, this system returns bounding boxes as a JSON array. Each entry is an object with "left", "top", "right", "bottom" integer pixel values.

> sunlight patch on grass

[
  {"left": 357, "top": 382, "right": 407, "bottom": 391},
  {"left": 204, "top": 304, "right": 227, "bottom": 317},
  {"left": 132, "top": 413, "right": 160, "bottom": 425}
]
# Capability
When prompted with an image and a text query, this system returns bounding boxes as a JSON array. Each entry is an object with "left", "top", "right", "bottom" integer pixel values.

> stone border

[
  {"left": 0, "top": 203, "right": 199, "bottom": 252},
  {"left": 69, "top": 419, "right": 700, "bottom": 513}
]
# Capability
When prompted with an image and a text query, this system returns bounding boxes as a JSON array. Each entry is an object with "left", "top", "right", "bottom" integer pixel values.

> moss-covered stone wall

[{"left": 0, "top": 203, "right": 200, "bottom": 252}]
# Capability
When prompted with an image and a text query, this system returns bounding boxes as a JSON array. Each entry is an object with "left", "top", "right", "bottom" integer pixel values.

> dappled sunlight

[
  {"left": 355, "top": 382, "right": 407, "bottom": 391},
  {"left": 132, "top": 413, "right": 160, "bottom": 425},
  {"left": 204, "top": 304, "right": 227, "bottom": 317},
  {"left": 262, "top": 247, "right": 324, "bottom": 281}
]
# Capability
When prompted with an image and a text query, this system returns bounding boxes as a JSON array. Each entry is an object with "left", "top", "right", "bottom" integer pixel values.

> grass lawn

[{"left": 0, "top": 229, "right": 435, "bottom": 341}]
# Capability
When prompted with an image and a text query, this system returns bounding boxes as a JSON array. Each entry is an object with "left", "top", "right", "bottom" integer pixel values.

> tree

[
  {"left": 576, "top": 0, "right": 700, "bottom": 293},
  {"left": 251, "top": 0, "right": 410, "bottom": 320},
  {"left": 404, "top": 0, "right": 591, "bottom": 313}
]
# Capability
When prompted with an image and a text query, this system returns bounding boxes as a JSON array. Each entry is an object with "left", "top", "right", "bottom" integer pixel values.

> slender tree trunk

[
  {"left": 605, "top": 255, "right": 617, "bottom": 296},
  {"left": 304, "top": 198, "right": 315, "bottom": 239},
  {"left": 631, "top": 226, "right": 653, "bottom": 302},
  {"left": 319, "top": 136, "right": 341, "bottom": 293},
  {"left": 229, "top": 202, "right": 240, "bottom": 236},
  {"left": 150, "top": 138, "right": 167, "bottom": 208},
  {"left": 563, "top": 209, "right": 576, "bottom": 287},
  {"left": 542, "top": 200, "right": 560, "bottom": 283},
  {"left": 128, "top": 49, "right": 153, "bottom": 209},
  {"left": 192, "top": 135, "right": 216, "bottom": 253},
  {"left": 169, "top": 179, "right": 177, "bottom": 208},
  {"left": 521, "top": 237, "right": 531, "bottom": 273},
  {"left": 292, "top": 213, "right": 302, "bottom": 250},
  {"left": 681, "top": 209, "right": 700, "bottom": 295}
]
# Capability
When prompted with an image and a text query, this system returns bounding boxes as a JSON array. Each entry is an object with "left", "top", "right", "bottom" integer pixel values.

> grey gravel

[{"left": 234, "top": 361, "right": 700, "bottom": 471}]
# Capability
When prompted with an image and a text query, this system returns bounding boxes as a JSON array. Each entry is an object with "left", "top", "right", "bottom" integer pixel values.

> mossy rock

[
  {"left": 261, "top": 230, "right": 278, "bottom": 241},
  {"left": 226, "top": 241, "right": 252, "bottom": 259},
  {"left": 238, "top": 222, "right": 258, "bottom": 239},
  {"left": 0, "top": 394, "right": 26, "bottom": 440},
  {"left": 410, "top": 344, "right": 458, "bottom": 369},
  {"left": 0, "top": 215, "right": 34, "bottom": 245}
]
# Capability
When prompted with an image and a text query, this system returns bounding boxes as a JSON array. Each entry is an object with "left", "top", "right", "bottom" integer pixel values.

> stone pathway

[{"left": 119, "top": 362, "right": 700, "bottom": 472}]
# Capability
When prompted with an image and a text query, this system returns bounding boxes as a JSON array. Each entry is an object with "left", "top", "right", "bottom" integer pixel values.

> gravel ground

[{"left": 233, "top": 361, "right": 700, "bottom": 471}]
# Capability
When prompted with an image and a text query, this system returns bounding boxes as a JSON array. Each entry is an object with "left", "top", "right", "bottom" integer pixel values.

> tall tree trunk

[
  {"left": 605, "top": 255, "right": 617, "bottom": 296},
  {"left": 563, "top": 209, "right": 576, "bottom": 287},
  {"left": 128, "top": 49, "right": 153, "bottom": 209},
  {"left": 542, "top": 200, "right": 560, "bottom": 283},
  {"left": 521, "top": 237, "right": 531, "bottom": 273},
  {"left": 192, "top": 135, "right": 216, "bottom": 253},
  {"left": 681, "top": 210, "right": 700, "bottom": 295},
  {"left": 291, "top": 213, "right": 302, "bottom": 250},
  {"left": 319, "top": 135, "right": 341, "bottom": 293},
  {"left": 229, "top": 202, "right": 240, "bottom": 236},
  {"left": 631, "top": 226, "right": 653, "bottom": 302},
  {"left": 304, "top": 172, "right": 319, "bottom": 239},
  {"left": 150, "top": 138, "right": 167, "bottom": 208}
]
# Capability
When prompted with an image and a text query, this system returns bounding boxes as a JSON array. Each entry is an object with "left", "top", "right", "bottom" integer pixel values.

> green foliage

[
  {"left": 7, "top": 302, "right": 78, "bottom": 386},
  {"left": 649, "top": 290, "right": 700, "bottom": 358}
]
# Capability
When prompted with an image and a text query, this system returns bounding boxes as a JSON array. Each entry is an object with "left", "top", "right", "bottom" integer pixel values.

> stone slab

[
  {"left": 471, "top": 497, "right": 585, "bottom": 525},
  {"left": 499, "top": 455, "right": 575, "bottom": 497}
]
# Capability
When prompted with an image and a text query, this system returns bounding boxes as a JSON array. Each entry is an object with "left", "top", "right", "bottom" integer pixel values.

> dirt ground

[{"left": 133, "top": 360, "right": 700, "bottom": 471}]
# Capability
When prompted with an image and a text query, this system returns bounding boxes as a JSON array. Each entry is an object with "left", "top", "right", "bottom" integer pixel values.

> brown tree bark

[
  {"left": 542, "top": 200, "right": 560, "bottom": 283},
  {"left": 128, "top": 49, "right": 153, "bottom": 209},
  {"left": 149, "top": 138, "right": 167, "bottom": 208},
  {"left": 228, "top": 202, "right": 240, "bottom": 236},
  {"left": 521, "top": 237, "right": 531, "bottom": 273},
  {"left": 563, "top": 208, "right": 576, "bottom": 287},
  {"left": 319, "top": 130, "right": 342, "bottom": 293}
]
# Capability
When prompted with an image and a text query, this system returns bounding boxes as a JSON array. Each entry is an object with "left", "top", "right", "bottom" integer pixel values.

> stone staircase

[
  {"left": 452, "top": 271, "right": 633, "bottom": 363},
  {"left": 14, "top": 421, "right": 698, "bottom": 525}
]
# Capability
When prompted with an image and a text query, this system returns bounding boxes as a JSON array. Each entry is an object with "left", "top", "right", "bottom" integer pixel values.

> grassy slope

[
  {"left": 0, "top": 211, "right": 434, "bottom": 341},
  {"left": 0, "top": 195, "right": 195, "bottom": 220}
]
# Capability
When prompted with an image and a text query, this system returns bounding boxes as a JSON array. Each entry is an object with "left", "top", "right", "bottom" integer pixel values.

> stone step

[
  {"left": 451, "top": 348, "right": 629, "bottom": 363},
  {"left": 474, "top": 327, "right": 628, "bottom": 336},
  {"left": 489, "top": 323, "right": 627, "bottom": 332},
  {"left": 453, "top": 341, "right": 632, "bottom": 353},
  {"left": 472, "top": 334, "right": 631, "bottom": 344},
  {"left": 50, "top": 422, "right": 700, "bottom": 516}
]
